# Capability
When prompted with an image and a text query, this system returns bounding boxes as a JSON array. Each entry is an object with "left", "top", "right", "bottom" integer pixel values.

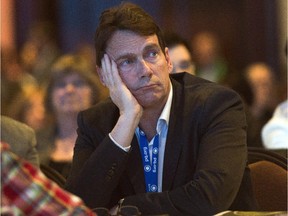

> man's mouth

[{"left": 138, "top": 83, "right": 158, "bottom": 91}]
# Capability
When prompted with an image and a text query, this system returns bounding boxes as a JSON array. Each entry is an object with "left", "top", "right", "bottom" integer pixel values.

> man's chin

[{"left": 136, "top": 95, "right": 163, "bottom": 109}]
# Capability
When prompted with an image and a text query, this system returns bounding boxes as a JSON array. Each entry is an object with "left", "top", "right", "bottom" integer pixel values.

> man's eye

[
  {"left": 148, "top": 51, "right": 158, "bottom": 58},
  {"left": 120, "top": 59, "right": 133, "bottom": 66}
]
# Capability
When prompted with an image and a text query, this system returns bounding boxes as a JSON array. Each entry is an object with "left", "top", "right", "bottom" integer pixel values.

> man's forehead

[{"left": 106, "top": 31, "right": 160, "bottom": 55}]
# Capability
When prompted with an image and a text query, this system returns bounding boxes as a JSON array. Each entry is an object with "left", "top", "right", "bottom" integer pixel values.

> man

[{"left": 66, "top": 2, "right": 256, "bottom": 215}]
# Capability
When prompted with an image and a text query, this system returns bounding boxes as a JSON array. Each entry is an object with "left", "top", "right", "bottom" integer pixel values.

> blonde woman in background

[{"left": 37, "top": 54, "right": 108, "bottom": 178}]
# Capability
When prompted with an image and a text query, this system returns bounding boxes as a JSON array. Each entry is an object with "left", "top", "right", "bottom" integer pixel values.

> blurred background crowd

[{"left": 1, "top": 0, "right": 287, "bottom": 178}]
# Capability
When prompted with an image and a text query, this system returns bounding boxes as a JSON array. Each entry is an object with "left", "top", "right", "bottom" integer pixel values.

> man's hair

[{"left": 94, "top": 2, "right": 165, "bottom": 67}]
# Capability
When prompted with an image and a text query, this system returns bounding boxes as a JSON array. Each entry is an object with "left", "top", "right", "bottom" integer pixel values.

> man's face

[{"left": 105, "top": 30, "right": 172, "bottom": 108}]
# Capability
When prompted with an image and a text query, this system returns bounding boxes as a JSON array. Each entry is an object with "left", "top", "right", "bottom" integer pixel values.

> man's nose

[{"left": 138, "top": 59, "right": 152, "bottom": 77}]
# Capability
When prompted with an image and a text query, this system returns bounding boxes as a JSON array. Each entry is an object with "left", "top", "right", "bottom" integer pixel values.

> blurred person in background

[
  {"left": 244, "top": 62, "right": 280, "bottom": 147},
  {"left": 245, "top": 62, "right": 279, "bottom": 120},
  {"left": 20, "top": 21, "right": 60, "bottom": 85},
  {"left": 1, "top": 48, "right": 38, "bottom": 116},
  {"left": 6, "top": 86, "right": 47, "bottom": 133},
  {"left": 261, "top": 99, "right": 288, "bottom": 155},
  {"left": 191, "top": 31, "right": 228, "bottom": 83},
  {"left": 163, "top": 31, "right": 195, "bottom": 75},
  {"left": 261, "top": 44, "right": 288, "bottom": 156},
  {"left": 37, "top": 54, "right": 108, "bottom": 179},
  {"left": 222, "top": 70, "right": 262, "bottom": 148}
]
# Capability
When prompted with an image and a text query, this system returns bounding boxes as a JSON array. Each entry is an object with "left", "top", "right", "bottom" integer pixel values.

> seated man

[{"left": 66, "top": 2, "right": 257, "bottom": 215}]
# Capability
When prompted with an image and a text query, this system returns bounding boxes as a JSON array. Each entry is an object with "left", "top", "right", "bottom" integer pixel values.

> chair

[
  {"left": 248, "top": 147, "right": 288, "bottom": 211},
  {"left": 40, "top": 164, "right": 66, "bottom": 188},
  {"left": 248, "top": 147, "right": 287, "bottom": 169}
]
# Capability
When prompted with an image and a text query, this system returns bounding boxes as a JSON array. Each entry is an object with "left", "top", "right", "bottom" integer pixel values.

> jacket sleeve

[{"left": 65, "top": 111, "right": 130, "bottom": 208}]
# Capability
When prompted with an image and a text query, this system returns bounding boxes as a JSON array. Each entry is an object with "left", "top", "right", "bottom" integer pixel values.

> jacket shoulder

[{"left": 170, "top": 72, "right": 239, "bottom": 97}]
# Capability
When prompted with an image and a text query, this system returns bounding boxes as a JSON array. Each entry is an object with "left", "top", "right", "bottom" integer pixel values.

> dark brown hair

[{"left": 94, "top": 2, "right": 165, "bottom": 67}]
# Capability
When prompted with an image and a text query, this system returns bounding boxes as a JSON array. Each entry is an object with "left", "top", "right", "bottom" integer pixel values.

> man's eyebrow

[
  {"left": 144, "top": 43, "right": 160, "bottom": 51},
  {"left": 114, "top": 53, "right": 136, "bottom": 62}
]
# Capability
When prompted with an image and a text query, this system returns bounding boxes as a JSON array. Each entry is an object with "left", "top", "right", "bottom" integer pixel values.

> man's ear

[
  {"left": 165, "top": 47, "right": 173, "bottom": 73},
  {"left": 96, "top": 66, "right": 106, "bottom": 86}
]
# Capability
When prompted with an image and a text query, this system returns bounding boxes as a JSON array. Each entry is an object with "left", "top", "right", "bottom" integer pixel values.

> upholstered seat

[{"left": 248, "top": 148, "right": 287, "bottom": 211}]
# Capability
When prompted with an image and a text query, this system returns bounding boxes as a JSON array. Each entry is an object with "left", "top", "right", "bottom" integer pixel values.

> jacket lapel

[
  {"left": 162, "top": 78, "right": 184, "bottom": 191},
  {"left": 126, "top": 135, "right": 146, "bottom": 193}
]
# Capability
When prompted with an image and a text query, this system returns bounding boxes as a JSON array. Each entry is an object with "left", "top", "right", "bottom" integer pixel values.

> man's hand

[
  {"left": 98, "top": 54, "right": 143, "bottom": 148},
  {"left": 100, "top": 54, "right": 142, "bottom": 117}
]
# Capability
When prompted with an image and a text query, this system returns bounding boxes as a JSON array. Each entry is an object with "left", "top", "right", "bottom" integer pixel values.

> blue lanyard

[{"left": 139, "top": 130, "right": 159, "bottom": 192}]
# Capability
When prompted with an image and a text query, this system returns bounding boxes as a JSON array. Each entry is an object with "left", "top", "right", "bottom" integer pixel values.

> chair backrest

[
  {"left": 248, "top": 147, "right": 287, "bottom": 169},
  {"left": 40, "top": 164, "right": 66, "bottom": 188},
  {"left": 248, "top": 148, "right": 288, "bottom": 211}
]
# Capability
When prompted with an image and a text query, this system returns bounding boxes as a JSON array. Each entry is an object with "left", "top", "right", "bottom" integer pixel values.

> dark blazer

[
  {"left": 1, "top": 115, "right": 39, "bottom": 167},
  {"left": 66, "top": 73, "right": 257, "bottom": 215}
]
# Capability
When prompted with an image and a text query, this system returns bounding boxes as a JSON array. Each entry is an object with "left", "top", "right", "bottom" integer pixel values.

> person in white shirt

[{"left": 261, "top": 100, "right": 288, "bottom": 150}]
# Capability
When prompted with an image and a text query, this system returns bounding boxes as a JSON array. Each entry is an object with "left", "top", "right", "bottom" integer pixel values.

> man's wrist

[{"left": 109, "top": 133, "right": 131, "bottom": 152}]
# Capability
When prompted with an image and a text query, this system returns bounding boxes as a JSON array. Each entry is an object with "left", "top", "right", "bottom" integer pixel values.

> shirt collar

[
  {"left": 136, "top": 82, "right": 173, "bottom": 136},
  {"left": 156, "top": 82, "right": 173, "bottom": 134}
]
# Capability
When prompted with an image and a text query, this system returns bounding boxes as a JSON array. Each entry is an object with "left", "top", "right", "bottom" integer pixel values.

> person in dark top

[{"left": 37, "top": 54, "right": 108, "bottom": 178}]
